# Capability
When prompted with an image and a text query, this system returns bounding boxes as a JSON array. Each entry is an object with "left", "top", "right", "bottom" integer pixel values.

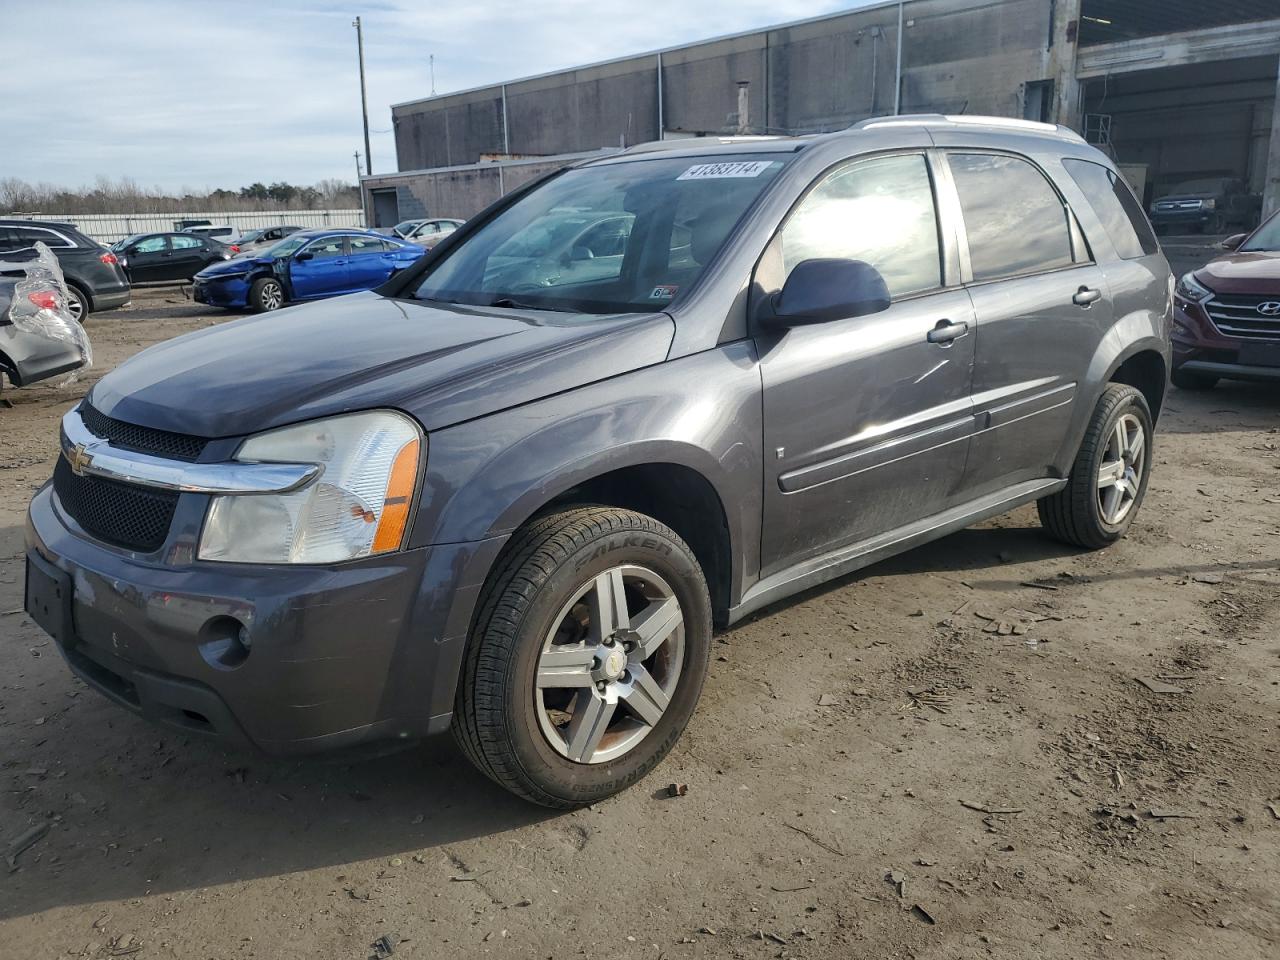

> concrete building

[{"left": 362, "top": 0, "right": 1280, "bottom": 227}]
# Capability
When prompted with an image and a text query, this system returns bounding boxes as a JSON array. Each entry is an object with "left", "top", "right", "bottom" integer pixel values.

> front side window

[
  {"left": 949, "top": 153, "right": 1075, "bottom": 282},
  {"left": 1062, "top": 158, "right": 1158, "bottom": 260},
  {"left": 412, "top": 153, "right": 788, "bottom": 314},
  {"left": 133, "top": 236, "right": 167, "bottom": 254},
  {"left": 305, "top": 237, "right": 346, "bottom": 259},
  {"left": 778, "top": 153, "right": 942, "bottom": 299}
]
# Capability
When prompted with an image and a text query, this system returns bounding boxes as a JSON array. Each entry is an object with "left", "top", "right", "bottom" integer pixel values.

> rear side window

[
  {"left": 171, "top": 235, "right": 203, "bottom": 249},
  {"left": 1062, "top": 158, "right": 1159, "bottom": 259},
  {"left": 12, "top": 227, "right": 73, "bottom": 248},
  {"left": 949, "top": 153, "right": 1075, "bottom": 282},
  {"left": 779, "top": 153, "right": 942, "bottom": 299}
]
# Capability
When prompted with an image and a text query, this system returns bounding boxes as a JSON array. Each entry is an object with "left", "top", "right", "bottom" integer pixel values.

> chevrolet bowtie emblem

[{"left": 67, "top": 443, "right": 94, "bottom": 477}]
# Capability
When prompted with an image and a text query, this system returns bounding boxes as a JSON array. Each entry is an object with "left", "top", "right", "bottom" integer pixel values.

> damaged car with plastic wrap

[
  {"left": 1, "top": 244, "right": 93, "bottom": 393},
  {"left": 25, "top": 117, "right": 1171, "bottom": 808}
]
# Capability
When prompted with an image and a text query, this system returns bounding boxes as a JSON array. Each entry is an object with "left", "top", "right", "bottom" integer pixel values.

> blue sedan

[{"left": 192, "top": 229, "right": 427, "bottom": 313}]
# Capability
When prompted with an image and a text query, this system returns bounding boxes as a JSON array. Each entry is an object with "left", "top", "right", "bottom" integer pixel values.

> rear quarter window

[{"left": 1062, "top": 158, "right": 1159, "bottom": 260}]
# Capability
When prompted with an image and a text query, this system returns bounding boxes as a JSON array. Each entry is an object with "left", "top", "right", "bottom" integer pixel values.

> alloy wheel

[
  {"left": 65, "top": 288, "right": 85, "bottom": 322},
  {"left": 1096, "top": 412, "right": 1145, "bottom": 525},
  {"left": 261, "top": 281, "right": 283, "bottom": 310},
  {"left": 535, "top": 564, "right": 685, "bottom": 765}
]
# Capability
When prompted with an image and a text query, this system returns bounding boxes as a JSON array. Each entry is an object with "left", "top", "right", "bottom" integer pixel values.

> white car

[{"left": 181, "top": 225, "right": 244, "bottom": 245}]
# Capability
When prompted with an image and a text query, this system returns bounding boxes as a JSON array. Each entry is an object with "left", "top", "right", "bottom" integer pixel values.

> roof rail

[
  {"left": 621, "top": 135, "right": 788, "bottom": 155},
  {"left": 854, "top": 114, "right": 1086, "bottom": 143}
]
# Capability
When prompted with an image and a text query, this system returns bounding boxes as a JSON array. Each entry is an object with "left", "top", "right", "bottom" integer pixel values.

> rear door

[
  {"left": 756, "top": 151, "right": 976, "bottom": 576},
  {"left": 288, "top": 235, "right": 349, "bottom": 299},
  {"left": 167, "top": 234, "right": 208, "bottom": 279},
  {"left": 347, "top": 236, "right": 398, "bottom": 290},
  {"left": 941, "top": 150, "right": 1114, "bottom": 498}
]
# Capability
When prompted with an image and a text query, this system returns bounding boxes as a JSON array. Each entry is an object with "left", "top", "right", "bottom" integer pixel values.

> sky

[{"left": 1, "top": 0, "right": 875, "bottom": 193}]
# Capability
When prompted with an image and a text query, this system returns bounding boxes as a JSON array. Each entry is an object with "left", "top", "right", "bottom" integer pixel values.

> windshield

[
  {"left": 260, "top": 234, "right": 312, "bottom": 258},
  {"left": 412, "top": 153, "right": 788, "bottom": 314},
  {"left": 1165, "top": 179, "right": 1225, "bottom": 197},
  {"left": 1241, "top": 216, "right": 1280, "bottom": 252}
]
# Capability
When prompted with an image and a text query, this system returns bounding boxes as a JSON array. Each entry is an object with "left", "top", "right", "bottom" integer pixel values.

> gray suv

[{"left": 24, "top": 116, "right": 1171, "bottom": 808}]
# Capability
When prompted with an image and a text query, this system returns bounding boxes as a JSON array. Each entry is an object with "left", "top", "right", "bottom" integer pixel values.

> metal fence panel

[{"left": 22, "top": 210, "right": 366, "bottom": 244}]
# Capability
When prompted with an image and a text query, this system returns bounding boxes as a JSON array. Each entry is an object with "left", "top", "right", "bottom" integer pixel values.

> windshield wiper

[{"left": 487, "top": 296, "right": 558, "bottom": 311}]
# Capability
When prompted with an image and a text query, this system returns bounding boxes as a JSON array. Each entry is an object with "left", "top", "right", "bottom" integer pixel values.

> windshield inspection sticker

[
  {"left": 677, "top": 160, "right": 774, "bottom": 181},
  {"left": 650, "top": 285, "right": 679, "bottom": 300}
]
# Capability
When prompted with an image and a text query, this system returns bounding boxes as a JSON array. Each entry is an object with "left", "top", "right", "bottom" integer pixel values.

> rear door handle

[
  {"left": 927, "top": 319, "right": 969, "bottom": 344},
  {"left": 1073, "top": 286, "right": 1102, "bottom": 307}
]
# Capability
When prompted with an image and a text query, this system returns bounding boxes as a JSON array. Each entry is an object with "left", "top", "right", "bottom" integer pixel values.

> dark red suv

[{"left": 1172, "top": 212, "right": 1280, "bottom": 389}]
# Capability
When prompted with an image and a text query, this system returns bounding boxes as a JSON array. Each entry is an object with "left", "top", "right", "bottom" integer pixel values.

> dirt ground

[{"left": 2, "top": 252, "right": 1277, "bottom": 960}]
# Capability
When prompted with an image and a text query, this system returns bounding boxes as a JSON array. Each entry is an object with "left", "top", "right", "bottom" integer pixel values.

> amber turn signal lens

[{"left": 371, "top": 437, "right": 420, "bottom": 553}]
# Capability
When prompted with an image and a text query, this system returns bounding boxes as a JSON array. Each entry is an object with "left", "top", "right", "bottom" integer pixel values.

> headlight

[
  {"left": 198, "top": 411, "right": 422, "bottom": 564},
  {"left": 1174, "top": 271, "right": 1213, "bottom": 303},
  {"left": 1201, "top": 198, "right": 1216, "bottom": 211}
]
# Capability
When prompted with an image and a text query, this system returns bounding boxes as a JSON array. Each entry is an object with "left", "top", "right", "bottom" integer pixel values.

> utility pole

[
  {"left": 430, "top": 54, "right": 437, "bottom": 96},
  {"left": 893, "top": 1, "right": 905, "bottom": 116},
  {"left": 352, "top": 16, "right": 372, "bottom": 175},
  {"left": 353, "top": 150, "right": 362, "bottom": 183}
]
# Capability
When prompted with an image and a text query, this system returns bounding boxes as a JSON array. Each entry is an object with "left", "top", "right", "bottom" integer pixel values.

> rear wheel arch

[{"left": 1108, "top": 348, "right": 1167, "bottom": 423}]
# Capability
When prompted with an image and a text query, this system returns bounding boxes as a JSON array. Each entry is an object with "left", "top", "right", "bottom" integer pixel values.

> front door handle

[
  {"left": 1073, "top": 286, "right": 1102, "bottom": 307},
  {"left": 927, "top": 319, "right": 969, "bottom": 345}
]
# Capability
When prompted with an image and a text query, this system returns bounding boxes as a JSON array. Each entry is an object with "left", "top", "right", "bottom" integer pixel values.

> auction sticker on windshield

[{"left": 677, "top": 160, "right": 776, "bottom": 181}]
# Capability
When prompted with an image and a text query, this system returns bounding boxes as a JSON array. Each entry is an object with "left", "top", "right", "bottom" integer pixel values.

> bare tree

[{"left": 0, "top": 176, "right": 361, "bottom": 215}]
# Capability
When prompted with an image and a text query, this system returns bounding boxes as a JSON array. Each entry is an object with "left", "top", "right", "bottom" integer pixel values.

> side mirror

[
  {"left": 569, "top": 245, "right": 595, "bottom": 262},
  {"left": 769, "top": 259, "right": 891, "bottom": 325},
  {"left": 1220, "top": 233, "right": 1247, "bottom": 251},
  {"left": 295, "top": 251, "right": 314, "bottom": 262}
]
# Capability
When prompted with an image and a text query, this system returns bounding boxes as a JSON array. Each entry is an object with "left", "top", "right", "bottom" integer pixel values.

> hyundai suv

[
  {"left": 1171, "top": 211, "right": 1280, "bottom": 388},
  {"left": 0, "top": 219, "right": 130, "bottom": 321},
  {"left": 24, "top": 116, "right": 1171, "bottom": 808}
]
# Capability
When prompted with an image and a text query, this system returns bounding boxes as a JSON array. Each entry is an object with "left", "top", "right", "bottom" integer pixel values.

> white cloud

[{"left": 2, "top": 0, "right": 864, "bottom": 191}]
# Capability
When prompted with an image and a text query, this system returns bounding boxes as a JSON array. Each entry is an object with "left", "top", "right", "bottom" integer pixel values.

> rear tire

[
  {"left": 1038, "top": 383, "right": 1153, "bottom": 550},
  {"left": 65, "top": 283, "right": 88, "bottom": 323},
  {"left": 248, "top": 276, "right": 284, "bottom": 313},
  {"left": 1171, "top": 367, "right": 1217, "bottom": 391},
  {"left": 454, "top": 506, "right": 712, "bottom": 808}
]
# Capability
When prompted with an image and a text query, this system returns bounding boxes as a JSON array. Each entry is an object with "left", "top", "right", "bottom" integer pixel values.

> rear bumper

[
  {"left": 91, "top": 287, "right": 131, "bottom": 312},
  {"left": 25, "top": 483, "right": 507, "bottom": 756}
]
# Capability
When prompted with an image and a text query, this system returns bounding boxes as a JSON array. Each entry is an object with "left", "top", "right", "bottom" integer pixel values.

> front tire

[
  {"left": 1038, "top": 383, "right": 1153, "bottom": 550},
  {"left": 454, "top": 506, "right": 712, "bottom": 808},
  {"left": 248, "top": 276, "right": 284, "bottom": 313}
]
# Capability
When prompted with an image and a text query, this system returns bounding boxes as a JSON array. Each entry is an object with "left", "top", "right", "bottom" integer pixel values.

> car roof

[
  {"left": 585, "top": 114, "right": 1087, "bottom": 169},
  {"left": 0, "top": 218, "right": 81, "bottom": 230}
]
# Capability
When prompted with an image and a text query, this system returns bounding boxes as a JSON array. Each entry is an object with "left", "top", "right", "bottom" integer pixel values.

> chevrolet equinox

[{"left": 25, "top": 116, "right": 1172, "bottom": 807}]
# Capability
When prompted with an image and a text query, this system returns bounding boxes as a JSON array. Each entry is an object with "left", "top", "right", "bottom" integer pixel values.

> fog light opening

[{"left": 198, "top": 616, "right": 251, "bottom": 670}]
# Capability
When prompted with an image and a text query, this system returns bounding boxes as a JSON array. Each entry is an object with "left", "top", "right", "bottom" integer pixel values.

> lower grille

[
  {"left": 53, "top": 456, "right": 178, "bottom": 552},
  {"left": 1206, "top": 294, "right": 1280, "bottom": 341}
]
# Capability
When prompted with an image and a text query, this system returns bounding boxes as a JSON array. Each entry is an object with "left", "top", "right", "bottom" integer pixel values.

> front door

[
  {"left": 756, "top": 152, "right": 976, "bottom": 576},
  {"left": 941, "top": 151, "right": 1115, "bottom": 497},
  {"left": 126, "top": 235, "right": 170, "bottom": 282},
  {"left": 288, "top": 235, "right": 349, "bottom": 299}
]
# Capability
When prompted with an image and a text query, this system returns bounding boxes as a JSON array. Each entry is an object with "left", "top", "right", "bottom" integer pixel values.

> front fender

[{"left": 408, "top": 340, "right": 764, "bottom": 603}]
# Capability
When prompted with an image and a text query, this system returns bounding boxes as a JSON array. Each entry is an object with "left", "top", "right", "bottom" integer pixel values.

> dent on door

[{"left": 759, "top": 288, "right": 978, "bottom": 574}]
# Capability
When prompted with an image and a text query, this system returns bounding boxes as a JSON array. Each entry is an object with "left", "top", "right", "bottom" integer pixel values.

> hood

[
  {"left": 87, "top": 291, "right": 675, "bottom": 437},
  {"left": 1196, "top": 251, "right": 1280, "bottom": 296},
  {"left": 196, "top": 255, "right": 272, "bottom": 277}
]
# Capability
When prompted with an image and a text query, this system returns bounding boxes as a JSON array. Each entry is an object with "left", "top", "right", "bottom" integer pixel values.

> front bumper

[
  {"left": 192, "top": 274, "right": 251, "bottom": 308},
  {"left": 1172, "top": 297, "right": 1280, "bottom": 383},
  {"left": 1151, "top": 208, "right": 1211, "bottom": 229},
  {"left": 25, "top": 483, "right": 505, "bottom": 755}
]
